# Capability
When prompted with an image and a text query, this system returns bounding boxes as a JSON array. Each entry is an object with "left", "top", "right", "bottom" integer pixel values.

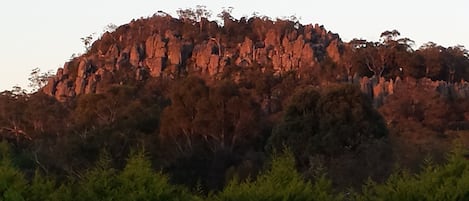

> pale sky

[{"left": 1, "top": 0, "right": 468, "bottom": 91}]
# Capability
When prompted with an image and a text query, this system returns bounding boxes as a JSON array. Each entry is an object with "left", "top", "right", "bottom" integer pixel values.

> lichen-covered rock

[
  {"left": 42, "top": 77, "right": 56, "bottom": 95},
  {"left": 55, "top": 80, "right": 74, "bottom": 102},
  {"left": 74, "top": 77, "right": 86, "bottom": 95},
  {"left": 146, "top": 34, "right": 166, "bottom": 58},
  {"left": 106, "top": 44, "right": 120, "bottom": 58},
  {"left": 264, "top": 29, "right": 280, "bottom": 48},
  {"left": 85, "top": 74, "right": 98, "bottom": 94},
  {"left": 95, "top": 69, "right": 112, "bottom": 94},
  {"left": 194, "top": 41, "right": 219, "bottom": 74},
  {"left": 240, "top": 37, "right": 253, "bottom": 57},
  {"left": 236, "top": 37, "right": 253, "bottom": 67},
  {"left": 300, "top": 44, "right": 316, "bottom": 68},
  {"left": 117, "top": 51, "right": 130, "bottom": 70},
  {"left": 63, "top": 62, "right": 70, "bottom": 76},
  {"left": 77, "top": 59, "right": 87, "bottom": 78},
  {"left": 272, "top": 49, "right": 282, "bottom": 73},
  {"left": 292, "top": 35, "right": 305, "bottom": 60},
  {"left": 145, "top": 58, "right": 164, "bottom": 77},
  {"left": 130, "top": 43, "right": 145, "bottom": 67},
  {"left": 326, "top": 38, "right": 342, "bottom": 63},
  {"left": 387, "top": 79, "right": 394, "bottom": 95},
  {"left": 167, "top": 37, "right": 182, "bottom": 65},
  {"left": 208, "top": 55, "right": 220, "bottom": 76}
]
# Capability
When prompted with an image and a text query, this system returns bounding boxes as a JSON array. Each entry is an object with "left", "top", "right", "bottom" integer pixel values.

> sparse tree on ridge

[
  {"left": 28, "top": 67, "right": 54, "bottom": 93},
  {"left": 217, "top": 6, "right": 234, "bottom": 26},
  {"left": 177, "top": 5, "right": 212, "bottom": 32},
  {"left": 103, "top": 23, "right": 118, "bottom": 33},
  {"left": 80, "top": 33, "right": 95, "bottom": 52},
  {"left": 347, "top": 30, "right": 416, "bottom": 79}
]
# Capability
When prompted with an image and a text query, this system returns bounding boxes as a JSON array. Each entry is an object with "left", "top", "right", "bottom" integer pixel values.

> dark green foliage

[
  {"left": 315, "top": 84, "right": 387, "bottom": 155},
  {"left": 0, "top": 142, "right": 197, "bottom": 201},
  {"left": 26, "top": 171, "right": 61, "bottom": 201},
  {"left": 268, "top": 84, "right": 387, "bottom": 158},
  {"left": 0, "top": 141, "right": 27, "bottom": 201},
  {"left": 214, "top": 150, "right": 342, "bottom": 201},
  {"left": 76, "top": 151, "right": 117, "bottom": 201},
  {"left": 355, "top": 145, "right": 469, "bottom": 201},
  {"left": 114, "top": 151, "right": 196, "bottom": 201},
  {"left": 20, "top": 81, "right": 165, "bottom": 177},
  {"left": 267, "top": 87, "right": 320, "bottom": 160},
  {"left": 3, "top": 139, "right": 469, "bottom": 200},
  {"left": 267, "top": 85, "right": 391, "bottom": 189}
]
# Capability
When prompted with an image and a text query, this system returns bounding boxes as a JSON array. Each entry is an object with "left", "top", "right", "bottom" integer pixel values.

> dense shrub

[
  {"left": 268, "top": 84, "right": 388, "bottom": 160},
  {"left": 354, "top": 146, "right": 469, "bottom": 201},
  {"left": 3, "top": 140, "right": 469, "bottom": 201},
  {"left": 214, "top": 150, "right": 342, "bottom": 201}
]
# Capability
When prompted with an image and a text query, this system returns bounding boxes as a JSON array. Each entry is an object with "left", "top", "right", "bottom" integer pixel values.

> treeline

[
  {"left": 2, "top": 141, "right": 469, "bottom": 201},
  {"left": 342, "top": 32, "right": 469, "bottom": 83}
]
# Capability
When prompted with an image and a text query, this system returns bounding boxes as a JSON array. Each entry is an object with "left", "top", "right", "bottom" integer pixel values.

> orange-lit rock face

[
  {"left": 41, "top": 15, "right": 469, "bottom": 106},
  {"left": 43, "top": 15, "right": 345, "bottom": 101}
]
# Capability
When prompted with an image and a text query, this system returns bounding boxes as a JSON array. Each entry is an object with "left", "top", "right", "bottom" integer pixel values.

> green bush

[
  {"left": 5, "top": 139, "right": 469, "bottom": 201},
  {"left": 215, "top": 150, "right": 342, "bottom": 201},
  {"left": 26, "top": 171, "right": 58, "bottom": 201},
  {"left": 0, "top": 141, "right": 27, "bottom": 201},
  {"left": 76, "top": 151, "right": 118, "bottom": 201},
  {"left": 268, "top": 85, "right": 388, "bottom": 159},
  {"left": 355, "top": 145, "right": 469, "bottom": 201},
  {"left": 72, "top": 150, "right": 198, "bottom": 201}
]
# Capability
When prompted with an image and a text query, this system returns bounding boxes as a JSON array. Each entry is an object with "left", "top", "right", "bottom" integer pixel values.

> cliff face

[{"left": 42, "top": 15, "right": 343, "bottom": 101}]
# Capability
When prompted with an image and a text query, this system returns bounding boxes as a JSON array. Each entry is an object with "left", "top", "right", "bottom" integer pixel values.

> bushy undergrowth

[
  {"left": 355, "top": 145, "right": 469, "bottom": 201},
  {"left": 2, "top": 141, "right": 469, "bottom": 201}
]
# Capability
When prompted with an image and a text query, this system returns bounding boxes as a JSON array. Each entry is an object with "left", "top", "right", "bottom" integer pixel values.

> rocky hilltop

[
  {"left": 3, "top": 10, "right": 469, "bottom": 193},
  {"left": 43, "top": 14, "right": 342, "bottom": 101},
  {"left": 42, "top": 12, "right": 469, "bottom": 108}
]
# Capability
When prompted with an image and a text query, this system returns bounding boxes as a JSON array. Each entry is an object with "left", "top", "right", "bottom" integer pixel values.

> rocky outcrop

[
  {"left": 42, "top": 14, "right": 469, "bottom": 105},
  {"left": 42, "top": 15, "right": 344, "bottom": 101},
  {"left": 358, "top": 76, "right": 469, "bottom": 107},
  {"left": 145, "top": 34, "right": 167, "bottom": 77},
  {"left": 326, "top": 38, "right": 342, "bottom": 63},
  {"left": 193, "top": 40, "right": 221, "bottom": 75}
]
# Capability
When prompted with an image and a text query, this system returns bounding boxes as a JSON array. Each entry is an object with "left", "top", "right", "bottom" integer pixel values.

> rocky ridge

[
  {"left": 43, "top": 15, "right": 342, "bottom": 101},
  {"left": 42, "top": 14, "right": 469, "bottom": 105}
]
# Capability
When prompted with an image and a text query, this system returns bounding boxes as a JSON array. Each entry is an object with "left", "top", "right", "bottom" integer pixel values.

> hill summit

[{"left": 42, "top": 13, "right": 343, "bottom": 101}]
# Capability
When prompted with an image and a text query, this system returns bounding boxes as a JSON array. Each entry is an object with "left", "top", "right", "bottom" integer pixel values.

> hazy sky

[{"left": 1, "top": 0, "right": 468, "bottom": 91}]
